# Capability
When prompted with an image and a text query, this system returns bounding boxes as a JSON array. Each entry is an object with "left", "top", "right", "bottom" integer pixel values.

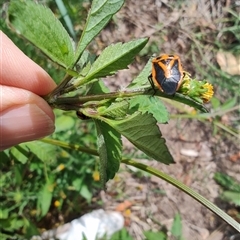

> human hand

[{"left": 0, "top": 31, "right": 57, "bottom": 151}]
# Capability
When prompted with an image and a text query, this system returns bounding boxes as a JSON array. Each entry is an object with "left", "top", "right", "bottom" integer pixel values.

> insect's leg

[{"left": 148, "top": 74, "right": 156, "bottom": 95}]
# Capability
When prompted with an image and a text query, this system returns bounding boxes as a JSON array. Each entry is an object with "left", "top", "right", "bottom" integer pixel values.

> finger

[
  {"left": 0, "top": 31, "right": 57, "bottom": 95},
  {"left": 0, "top": 85, "right": 55, "bottom": 150}
]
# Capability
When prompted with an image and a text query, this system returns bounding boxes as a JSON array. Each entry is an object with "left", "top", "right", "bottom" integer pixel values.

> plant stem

[
  {"left": 51, "top": 88, "right": 208, "bottom": 113},
  {"left": 40, "top": 138, "right": 98, "bottom": 156},
  {"left": 55, "top": 88, "right": 151, "bottom": 105},
  {"left": 43, "top": 74, "right": 73, "bottom": 103}
]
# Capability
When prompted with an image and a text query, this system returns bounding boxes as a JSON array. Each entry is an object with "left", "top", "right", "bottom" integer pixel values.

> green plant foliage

[
  {"left": 133, "top": 213, "right": 184, "bottom": 240},
  {"left": 55, "top": 0, "right": 76, "bottom": 41},
  {"left": 129, "top": 95, "right": 169, "bottom": 123},
  {"left": 99, "top": 100, "right": 130, "bottom": 119},
  {"left": 171, "top": 213, "right": 184, "bottom": 239},
  {"left": 13, "top": 141, "right": 57, "bottom": 163},
  {"left": 3, "top": 0, "right": 235, "bottom": 237},
  {"left": 222, "top": 191, "right": 240, "bottom": 206},
  {"left": 127, "top": 59, "right": 152, "bottom": 89},
  {"left": 9, "top": 145, "right": 29, "bottom": 164},
  {"left": 95, "top": 120, "right": 122, "bottom": 183},
  {"left": 214, "top": 172, "right": 240, "bottom": 206},
  {"left": 37, "top": 176, "right": 55, "bottom": 218},
  {"left": 0, "top": 208, "right": 9, "bottom": 219},
  {"left": 0, "top": 111, "right": 101, "bottom": 236},
  {"left": 55, "top": 115, "right": 76, "bottom": 132},
  {"left": 80, "top": 38, "right": 148, "bottom": 85},
  {"left": 110, "top": 228, "right": 134, "bottom": 240},
  {"left": 144, "top": 231, "right": 167, "bottom": 240},
  {"left": 214, "top": 172, "right": 240, "bottom": 193},
  {"left": 102, "top": 112, "right": 174, "bottom": 164},
  {"left": 8, "top": 0, "right": 75, "bottom": 68},
  {"left": 74, "top": 0, "right": 125, "bottom": 63}
]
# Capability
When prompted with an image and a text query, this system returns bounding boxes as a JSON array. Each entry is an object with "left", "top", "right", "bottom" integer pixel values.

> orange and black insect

[{"left": 148, "top": 54, "right": 184, "bottom": 95}]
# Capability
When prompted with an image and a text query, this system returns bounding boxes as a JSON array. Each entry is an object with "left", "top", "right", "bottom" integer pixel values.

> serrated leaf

[
  {"left": 19, "top": 141, "right": 57, "bottom": 163},
  {"left": 74, "top": 0, "right": 125, "bottom": 63},
  {"left": 82, "top": 38, "right": 148, "bottom": 84},
  {"left": 99, "top": 100, "right": 129, "bottom": 119},
  {"left": 8, "top": 0, "right": 75, "bottom": 68},
  {"left": 37, "top": 176, "right": 55, "bottom": 218},
  {"left": 127, "top": 59, "right": 152, "bottom": 89},
  {"left": 95, "top": 120, "right": 122, "bottom": 185},
  {"left": 102, "top": 112, "right": 174, "bottom": 164},
  {"left": 129, "top": 96, "right": 169, "bottom": 123},
  {"left": 76, "top": 50, "right": 96, "bottom": 76}
]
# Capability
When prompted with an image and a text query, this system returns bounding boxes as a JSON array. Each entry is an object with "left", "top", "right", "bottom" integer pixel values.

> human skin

[{"left": 0, "top": 31, "right": 57, "bottom": 150}]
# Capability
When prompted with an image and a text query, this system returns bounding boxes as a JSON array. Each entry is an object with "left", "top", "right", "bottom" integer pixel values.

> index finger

[{"left": 0, "top": 31, "right": 57, "bottom": 95}]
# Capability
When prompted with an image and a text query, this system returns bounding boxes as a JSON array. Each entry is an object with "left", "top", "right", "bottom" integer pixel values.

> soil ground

[{"left": 92, "top": 0, "right": 240, "bottom": 239}]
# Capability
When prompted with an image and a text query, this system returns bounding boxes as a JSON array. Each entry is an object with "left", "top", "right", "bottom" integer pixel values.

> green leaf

[
  {"left": 82, "top": 38, "right": 148, "bottom": 84},
  {"left": 72, "top": 178, "right": 83, "bottom": 192},
  {"left": 2, "top": 216, "right": 25, "bottom": 231},
  {"left": 74, "top": 0, "right": 125, "bottom": 63},
  {"left": 8, "top": 0, "right": 75, "bottom": 68},
  {"left": 99, "top": 100, "right": 129, "bottom": 119},
  {"left": 13, "top": 165, "right": 23, "bottom": 186},
  {"left": 110, "top": 228, "right": 134, "bottom": 240},
  {"left": 19, "top": 141, "right": 57, "bottom": 163},
  {"left": 88, "top": 79, "right": 110, "bottom": 94},
  {"left": 160, "top": 92, "right": 208, "bottom": 113},
  {"left": 222, "top": 191, "right": 240, "bottom": 206},
  {"left": 0, "top": 209, "right": 9, "bottom": 219},
  {"left": 211, "top": 96, "right": 221, "bottom": 109},
  {"left": 102, "top": 112, "right": 174, "bottom": 164},
  {"left": 171, "top": 213, "right": 182, "bottom": 237},
  {"left": 214, "top": 172, "right": 240, "bottom": 192},
  {"left": 77, "top": 50, "right": 96, "bottom": 76},
  {"left": 127, "top": 58, "right": 152, "bottom": 89},
  {"left": 220, "top": 96, "right": 237, "bottom": 111},
  {"left": 79, "top": 185, "right": 92, "bottom": 203},
  {"left": 129, "top": 96, "right": 169, "bottom": 123},
  {"left": 55, "top": 0, "right": 76, "bottom": 41},
  {"left": 9, "top": 145, "right": 29, "bottom": 164},
  {"left": 144, "top": 231, "right": 167, "bottom": 240},
  {"left": 55, "top": 115, "right": 75, "bottom": 132},
  {"left": 95, "top": 120, "right": 122, "bottom": 184},
  {"left": 37, "top": 176, "right": 55, "bottom": 218},
  {"left": 0, "top": 151, "right": 10, "bottom": 165},
  {"left": 23, "top": 218, "right": 40, "bottom": 238}
]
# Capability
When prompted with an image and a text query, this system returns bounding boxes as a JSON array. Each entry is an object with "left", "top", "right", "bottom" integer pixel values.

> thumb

[{"left": 0, "top": 86, "right": 55, "bottom": 150}]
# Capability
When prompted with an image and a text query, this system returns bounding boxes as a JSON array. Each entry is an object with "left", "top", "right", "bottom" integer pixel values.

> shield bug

[{"left": 148, "top": 54, "right": 184, "bottom": 95}]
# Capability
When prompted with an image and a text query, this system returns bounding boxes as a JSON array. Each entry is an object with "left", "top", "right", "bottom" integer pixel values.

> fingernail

[{"left": 0, "top": 104, "right": 55, "bottom": 149}]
